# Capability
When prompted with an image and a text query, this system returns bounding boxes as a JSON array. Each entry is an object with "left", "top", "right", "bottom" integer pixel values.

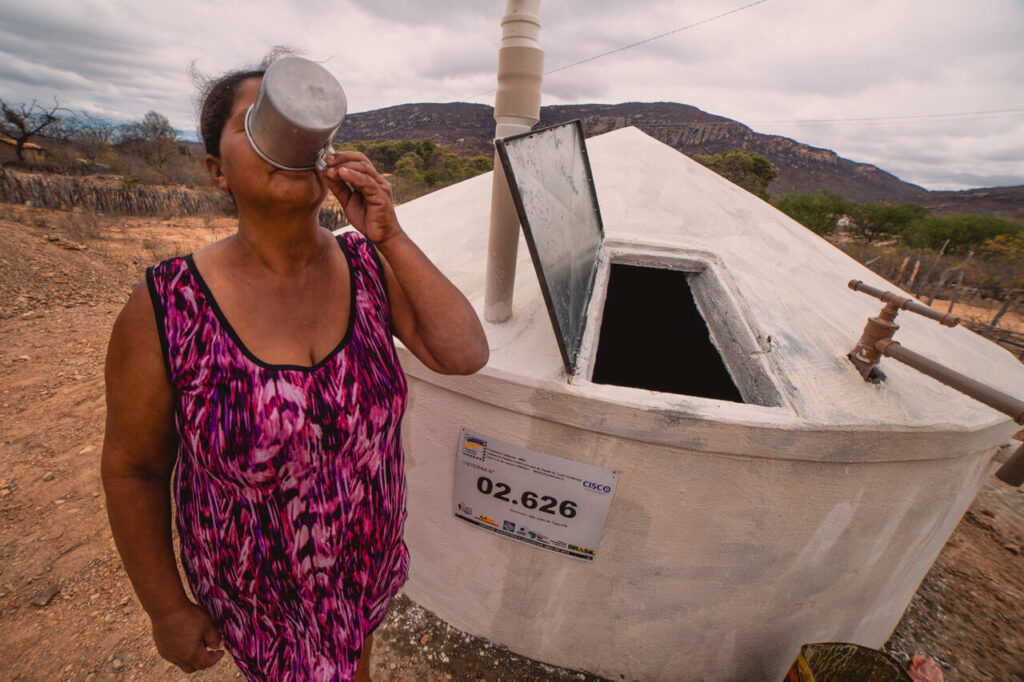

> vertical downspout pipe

[{"left": 484, "top": 0, "right": 543, "bottom": 323}]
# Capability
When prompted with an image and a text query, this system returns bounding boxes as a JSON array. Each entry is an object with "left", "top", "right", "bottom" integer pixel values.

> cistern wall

[{"left": 398, "top": 362, "right": 1002, "bottom": 681}]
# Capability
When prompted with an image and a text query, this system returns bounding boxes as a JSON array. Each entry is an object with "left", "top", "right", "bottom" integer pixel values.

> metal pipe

[
  {"left": 995, "top": 443, "right": 1024, "bottom": 486},
  {"left": 876, "top": 339, "right": 1024, "bottom": 424},
  {"left": 848, "top": 280, "right": 959, "bottom": 327},
  {"left": 484, "top": 0, "right": 544, "bottom": 323}
]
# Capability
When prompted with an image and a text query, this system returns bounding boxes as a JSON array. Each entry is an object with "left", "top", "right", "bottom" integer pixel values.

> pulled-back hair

[{"left": 193, "top": 47, "right": 295, "bottom": 157}]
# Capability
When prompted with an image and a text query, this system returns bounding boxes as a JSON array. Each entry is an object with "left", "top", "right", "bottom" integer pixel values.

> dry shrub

[
  {"left": 318, "top": 205, "right": 348, "bottom": 231},
  {"left": 59, "top": 211, "right": 104, "bottom": 243},
  {"left": 141, "top": 237, "right": 179, "bottom": 263}
]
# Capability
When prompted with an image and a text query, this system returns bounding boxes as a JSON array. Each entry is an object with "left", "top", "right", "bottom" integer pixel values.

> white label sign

[{"left": 453, "top": 428, "right": 619, "bottom": 561}]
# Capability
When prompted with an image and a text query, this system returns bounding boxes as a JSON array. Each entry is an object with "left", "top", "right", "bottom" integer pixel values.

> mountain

[
  {"left": 340, "top": 102, "right": 1023, "bottom": 222},
  {"left": 341, "top": 101, "right": 926, "bottom": 202},
  {"left": 917, "top": 185, "right": 1024, "bottom": 225}
]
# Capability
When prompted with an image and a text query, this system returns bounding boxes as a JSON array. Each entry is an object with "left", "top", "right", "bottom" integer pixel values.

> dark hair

[
  {"left": 194, "top": 47, "right": 296, "bottom": 157},
  {"left": 198, "top": 69, "right": 264, "bottom": 157}
]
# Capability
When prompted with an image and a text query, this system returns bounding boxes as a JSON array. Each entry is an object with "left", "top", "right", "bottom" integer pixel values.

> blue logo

[
  {"left": 503, "top": 521, "right": 516, "bottom": 532},
  {"left": 464, "top": 437, "right": 487, "bottom": 461},
  {"left": 583, "top": 481, "right": 612, "bottom": 493}
]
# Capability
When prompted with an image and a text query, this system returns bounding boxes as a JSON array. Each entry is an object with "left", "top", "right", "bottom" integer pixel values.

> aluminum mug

[{"left": 244, "top": 56, "right": 347, "bottom": 171}]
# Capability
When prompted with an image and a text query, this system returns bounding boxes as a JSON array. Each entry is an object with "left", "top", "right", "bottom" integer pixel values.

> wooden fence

[
  {"left": 0, "top": 168, "right": 217, "bottom": 216},
  {"left": 1, "top": 168, "right": 350, "bottom": 231}
]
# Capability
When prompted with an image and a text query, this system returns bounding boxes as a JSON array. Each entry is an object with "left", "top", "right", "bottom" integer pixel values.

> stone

[
  {"left": 111, "top": 659, "right": 123, "bottom": 670},
  {"left": 42, "top": 472, "right": 54, "bottom": 482},
  {"left": 31, "top": 583, "right": 60, "bottom": 607}
]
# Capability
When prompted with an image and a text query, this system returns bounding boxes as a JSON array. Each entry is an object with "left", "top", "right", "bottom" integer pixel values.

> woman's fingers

[
  {"left": 203, "top": 622, "right": 223, "bottom": 650},
  {"left": 338, "top": 166, "right": 379, "bottom": 196},
  {"left": 323, "top": 153, "right": 388, "bottom": 185},
  {"left": 192, "top": 647, "right": 225, "bottom": 670}
]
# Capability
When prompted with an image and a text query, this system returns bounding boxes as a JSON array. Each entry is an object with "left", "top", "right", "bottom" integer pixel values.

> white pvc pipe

[{"left": 484, "top": 0, "right": 543, "bottom": 323}]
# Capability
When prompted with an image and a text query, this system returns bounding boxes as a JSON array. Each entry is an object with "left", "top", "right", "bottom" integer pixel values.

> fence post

[
  {"left": 906, "top": 260, "right": 921, "bottom": 289},
  {"left": 990, "top": 290, "right": 1021, "bottom": 329},
  {"left": 893, "top": 256, "right": 911, "bottom": 284},
  {"left": 947, "top": 271, "right": 965, "bottom": 315}
]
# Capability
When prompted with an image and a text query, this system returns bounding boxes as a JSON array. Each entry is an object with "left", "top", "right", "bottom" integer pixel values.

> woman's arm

[
  {"left": 322, "top": 151, "right": 489, "bottom": 375},
  {"left": 101, "top": 282, "right": 223, "bottom": 673}
]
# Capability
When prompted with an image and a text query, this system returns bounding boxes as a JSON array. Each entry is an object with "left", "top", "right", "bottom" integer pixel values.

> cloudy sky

[{"left": 1, "top": 0, "right": 1021, "bottom": 190}]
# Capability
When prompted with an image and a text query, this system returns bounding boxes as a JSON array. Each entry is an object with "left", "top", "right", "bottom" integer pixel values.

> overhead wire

[
  {"left": 452, "top": 2, "right": 1023, "bottom": 134},
  {"left": 543, "top": 0, "right": 768, "bottom": 76},
  {"left": 623, "top": 108, "right": 1024, "bottom": 129},
  {"left": 460, "top": 0, "right": 769, "bottom": 102}
]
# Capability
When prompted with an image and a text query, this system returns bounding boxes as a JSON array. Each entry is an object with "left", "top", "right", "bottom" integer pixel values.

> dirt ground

[{"left": 1, "top": 204, "right": 1023, "bottom": 681}]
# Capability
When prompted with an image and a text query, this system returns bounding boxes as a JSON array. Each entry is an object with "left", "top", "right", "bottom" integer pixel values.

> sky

[{"left": 0, "top": 0, "right": 1021, "bottom": 191}]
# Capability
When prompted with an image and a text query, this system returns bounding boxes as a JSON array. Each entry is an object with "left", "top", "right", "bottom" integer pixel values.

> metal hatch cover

[{"left": 496, "top": 120, "right": 604, "bottom": 376}]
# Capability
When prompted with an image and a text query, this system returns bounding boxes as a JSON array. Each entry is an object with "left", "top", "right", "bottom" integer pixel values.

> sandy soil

[{"left": 1, "top": 204, "right": 1023, "bottom": 681}]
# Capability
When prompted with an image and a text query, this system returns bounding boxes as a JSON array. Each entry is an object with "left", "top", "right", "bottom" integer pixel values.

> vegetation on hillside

[
  {"left": 773, "top": 189, "right": 855, "bottom": 235},
  {"left": 693, "top": 150, "right": 777, "bottom": 199},
  {"left": 1, "top": 95, "right": 492, "bottom": 199},
  {"left": 694, "top": 149, "right": 1024, "bottom": 300},
  {"left": 335, "top": 138, "right": 492, "bottom": 202}
]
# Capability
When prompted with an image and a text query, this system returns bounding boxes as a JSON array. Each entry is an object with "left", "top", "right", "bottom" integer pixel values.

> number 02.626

[{"left": 476, "top": 476, "right": 577, "bottom": 518}]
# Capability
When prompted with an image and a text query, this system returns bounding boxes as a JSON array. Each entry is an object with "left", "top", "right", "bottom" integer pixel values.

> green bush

[
  {"left": 901, "top": 214, "right": 1022, "bottom": 253},
  {"left": 847, "top": 202, "right": 929, "bottom": 243},
  {"left": 337, "top": 138, "right": 492, "bottom": 189},
  {"left": 773, "top": 189, "right": 855, "bottom": 235},
  {"left": 693, "top": 150, "right": 777, "bottom": 199}
]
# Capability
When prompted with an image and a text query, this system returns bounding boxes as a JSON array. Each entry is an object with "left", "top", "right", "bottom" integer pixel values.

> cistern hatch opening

[{"left": 592, "top": 263, "right": 745, "bottom": 402}]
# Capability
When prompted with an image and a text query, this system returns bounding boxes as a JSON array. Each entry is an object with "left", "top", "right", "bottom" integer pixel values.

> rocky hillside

[
  {"left": 918, "top": 185, "right": 1024, "bottom": 225},
  {"left": 341, "top": 101, "right": 925, "bottom": 202},
  {"left": 341, "top": 102, "right": 1023, "bottom": 220}
]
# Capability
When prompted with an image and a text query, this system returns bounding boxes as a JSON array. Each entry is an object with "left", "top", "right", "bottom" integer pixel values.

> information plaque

[{"left": 453, "top": 428, "right": 619, "bottom": 561}]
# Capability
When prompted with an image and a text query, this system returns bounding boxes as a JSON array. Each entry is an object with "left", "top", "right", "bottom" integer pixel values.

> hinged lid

[{"left": 496, "top": 120, "right": 604, "bottom": 375}]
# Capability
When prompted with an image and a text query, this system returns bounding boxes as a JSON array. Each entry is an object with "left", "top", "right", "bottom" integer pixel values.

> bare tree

[
  {"left": 67, "top": 112, "right": 119, "bottom": 162},
  {"left": 0, "top": 98, "right": 68, "bottom": 162},
  {"left": 117, "top": 110, "right": 181, "bottom": 175}
]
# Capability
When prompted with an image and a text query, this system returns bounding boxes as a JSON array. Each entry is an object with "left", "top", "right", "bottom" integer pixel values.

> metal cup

[{"left": 244, "top": 56, "right": 347, "bottom": 171}]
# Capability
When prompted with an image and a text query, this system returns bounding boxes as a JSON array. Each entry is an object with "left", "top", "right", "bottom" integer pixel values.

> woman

[{"left": 101, "top": 64, "right": 488, "bottom": 681}]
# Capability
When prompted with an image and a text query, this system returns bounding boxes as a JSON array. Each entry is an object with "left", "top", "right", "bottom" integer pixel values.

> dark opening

[{"left": 591, "top": 264, "right": 745, "bottom": 402}]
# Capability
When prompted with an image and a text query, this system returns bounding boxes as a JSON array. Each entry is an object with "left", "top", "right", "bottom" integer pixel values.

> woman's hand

[
  {"left": 150, "top": 602, "right": 225, "bottom": 673},
  {"left": 320, "top": 151, "right": 402, "bottom": 246}
]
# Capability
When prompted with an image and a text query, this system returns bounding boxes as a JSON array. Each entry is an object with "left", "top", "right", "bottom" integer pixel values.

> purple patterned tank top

[{"left": 146, "top": 230, "right": 409, "bottom": 682}]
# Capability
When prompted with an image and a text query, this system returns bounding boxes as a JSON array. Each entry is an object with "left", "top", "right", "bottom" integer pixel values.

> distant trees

[
  {"left": 693, "top": 150, "right": 777, "bottom": 199},
  {"left": 846, "top": 201, "right": 929, "bottom": 243},
  {"left": 773, "top": 190, "right": 855, "bottom": 235},
  {"left": 0, "top": 98, "right": 68, "bottom": 161},
  {"left": 65, "top": 112, "right": 119, "bottom": 163},
  {"left": 771, "top": 186, "right": 1024, "bottom": 258},
  {"left": 901, "top": 214, "right": 1022, "bottom": 254},
  {"left": 337, "top": 138, "right": 492, "bottom": 191},
  {"left": 116, "top": 111, "right": 183, "bottom": 176}
]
